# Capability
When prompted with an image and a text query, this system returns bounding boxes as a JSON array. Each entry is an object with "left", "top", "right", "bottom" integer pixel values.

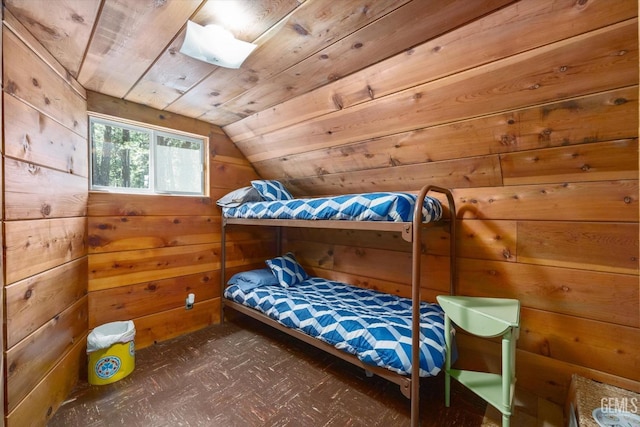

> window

[{"left": 89, "top": 116, "right": 206, "bottom": 195}]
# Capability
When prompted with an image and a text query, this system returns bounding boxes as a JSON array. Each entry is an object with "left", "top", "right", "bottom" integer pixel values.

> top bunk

[{"left": 218, "top": 180, "right": 455, "bottom": 242}]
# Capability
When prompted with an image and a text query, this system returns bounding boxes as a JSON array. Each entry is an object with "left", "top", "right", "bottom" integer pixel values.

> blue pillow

[
  {"left": 227, "top": 268, "right": 279, "bottom": 291},
  {"left": 265, "top": 252, "right": 309, "bottom": 288},
  {"left": 251, "top": 180, "right": 294, "bottom": 202}
]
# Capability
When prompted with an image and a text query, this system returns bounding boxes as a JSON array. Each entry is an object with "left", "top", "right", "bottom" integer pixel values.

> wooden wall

[
  {"left": 0, "top": 7, "right": 4, "bottom": 426},
  {"left": 86, "top": 92, "right": 275, "bottom": 350},
  {"left": 223, "top": 0, "right": 639, "bottom": 406},
  {"left": 2, "top": 10, "right": 88, "bottom": 426}
]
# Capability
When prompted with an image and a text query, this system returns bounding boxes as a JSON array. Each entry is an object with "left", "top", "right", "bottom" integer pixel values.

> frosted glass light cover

[{"left": 180, "top": 21, "right": 256, "bottom": 69}]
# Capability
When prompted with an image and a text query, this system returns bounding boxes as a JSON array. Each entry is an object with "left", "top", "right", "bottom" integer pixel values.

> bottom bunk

[{"left": 223, "top": 269, "right": 453, "bottom": 399}]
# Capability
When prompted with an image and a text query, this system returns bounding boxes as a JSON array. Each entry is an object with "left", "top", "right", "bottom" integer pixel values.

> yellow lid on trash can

[{"left": 87, "top": 321, "right": 135, "bottom": 385}]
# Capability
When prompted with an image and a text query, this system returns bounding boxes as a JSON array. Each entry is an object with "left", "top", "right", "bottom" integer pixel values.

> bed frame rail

[
  {"left": 225, "top": 300, "right": 413, "bottom": 398},
  {"left": 220, "top": 185, "right": 457, "bottom": 427}
]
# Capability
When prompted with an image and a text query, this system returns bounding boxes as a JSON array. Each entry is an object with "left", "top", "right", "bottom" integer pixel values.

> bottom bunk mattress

[{"left": 224, "top": 276, "right": 449, "bottom": 377}]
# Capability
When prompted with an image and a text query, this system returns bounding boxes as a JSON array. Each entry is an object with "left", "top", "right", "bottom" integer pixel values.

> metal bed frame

[{"left": 220, "top": 185, "right": 456, "bottom": 427}]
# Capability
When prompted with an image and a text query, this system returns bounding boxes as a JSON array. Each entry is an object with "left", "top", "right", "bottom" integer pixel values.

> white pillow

[{"left": 216, "top": 186, "right": 263, "bottom": 207}]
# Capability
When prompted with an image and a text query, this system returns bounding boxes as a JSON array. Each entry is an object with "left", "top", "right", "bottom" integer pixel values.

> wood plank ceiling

[{"left": 4, "top": 0, "right": 503, "bottom": 130}]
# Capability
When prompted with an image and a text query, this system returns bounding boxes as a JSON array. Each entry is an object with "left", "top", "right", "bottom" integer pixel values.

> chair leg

[
  {"left": 444, "top": 315, "right": 451, "bottom": 407},
  {"left": 502, "top": 328, "right": 515, "bottom": 427}
]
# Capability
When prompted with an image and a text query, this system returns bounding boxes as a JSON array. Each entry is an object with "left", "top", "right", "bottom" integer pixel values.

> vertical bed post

[
  {"left": 411, "top": 185, "right": 456, "bottom": 427},
  {"left": 411, "top": 185, "right": 429, "bottom": 427},
  {"left": 220, "top": 217, "right": 227, "bottom": 324},
  {"left": 276, "top": 226, "right": 282, "bottom": 256}
]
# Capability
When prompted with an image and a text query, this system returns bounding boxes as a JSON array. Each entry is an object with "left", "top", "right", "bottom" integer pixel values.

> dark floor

[{"left": 48, "top": 314, "right": 489, "bottom": 427}]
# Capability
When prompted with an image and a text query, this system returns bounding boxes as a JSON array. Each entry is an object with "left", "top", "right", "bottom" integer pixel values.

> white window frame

[{"left": 89, "top": 115, "right": 208, "bottom": 196}]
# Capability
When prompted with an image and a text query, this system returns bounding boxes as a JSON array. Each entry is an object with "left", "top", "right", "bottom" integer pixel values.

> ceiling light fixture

[{"left": 180, "top": 20, "right": 256, "bottom": 69}]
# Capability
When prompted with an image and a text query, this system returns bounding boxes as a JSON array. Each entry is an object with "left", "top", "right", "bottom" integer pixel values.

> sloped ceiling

[{"left": 4, "top": 0, "right": 468, "bottom": 127}]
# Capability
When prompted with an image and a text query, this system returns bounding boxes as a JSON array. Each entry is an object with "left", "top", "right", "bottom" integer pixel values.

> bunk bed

[{"left": 219, "top": 181, "right": 457, "bottom": 427}]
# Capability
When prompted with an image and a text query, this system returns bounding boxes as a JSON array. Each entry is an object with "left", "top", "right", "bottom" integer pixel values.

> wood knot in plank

[
  {"left": 71, "top": 13, "right": 85, "bottom": 23},
  {"left": 41, "top": 203, "right": 52, "bottom": 217},
  {"left": 5, "top": 80, "right": 17, "bottom": 94},
  {"left": 88, "top": 235, "right": 103, "bottom": 248},
  {"left": 292, "top": 23, "right": 309, "bottom": 36},
  {"left": 27, "top": 163, "right": 40, "bottom": 175},
  {"left": 22, "top": 134, "right": 31, "bottom": 152},
  {"left": 500, "top": 133, "right": 517, "bottom": 145},
  {"left": 332, "top": 94, "right": 344, "bottom": 110}
]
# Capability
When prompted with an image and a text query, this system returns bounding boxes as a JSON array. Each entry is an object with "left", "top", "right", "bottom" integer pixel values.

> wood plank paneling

[
  {"left": 457, "top": 220, "right": 517, "bottom": 263},
  {"left": 4, "top": 158, "right": 88, "bottom": 220},
  {"left": 4, "top": 217, "right": 87, "bottom": 284},
  {"left": 5, "top": 297, "right": 88, "bottom": 412},
  {"left": 5, "top": 258, "right": 87, "bottom": 348},
  {"left": 3, "top": 26, "right": 86, "bottom": 135},
  {"left": 455, "top": 181, "right": 638, "bottom": 222},
  {"left": 237, "top": 19, "right": 639, "bottom": 163},
  {"left": 89, "top": 239, "right": 273, "bottom": 292},
  {"left": 88, "top": 192, "right": 215, "bottom": 217},
  {"left": 166, "top": 0, "right": 411, "bottom": 120},
  {"left": 3, "top": 10, "right": 89, "bottom": 422},
  {"left": 500, "top": 139, "right": 638, "bottom": 185},
  {"left": 457, "top": 258, "right": 639, "bottom": 327},
  {"left": 210, "top": 161, "right": 261, "bottom": 191},
  {"left": 88, "top": 243, "right": 220, "bottom": 292},
  {"left": 286, "top": 240, "right": 450, "bottom": 296},
  {"left": 253, "top": 87, "right": 639, "bottom": 181},
  {"left": 286, "top": 155, "right": 503, "bottom": 195},
  {"left": 133, "top": 299, "right": 220, "bottom": 349},
  {"left": 0, "top": 8, "right": 4, "bottom": 425},
  {"left": 2, "top": 6, "right": 86, "bottom": 97},
  {"left": 4, "top": 95, "right": 88, "bottom": 176},
  {"left": 87, "top": 91, "right": 236, "bottom": 148},
  {"left": 4, "top": 0, "right": 101, "bottom": 77},
  {"left": 77, "top": 0, "right": 201, "bottom": 98},
  {"left": 517, "top": 221, "right": 639, "bottom": 274},
  {"left": 88, "top": 215, "right": 219, "bottom": 253},
  {"left": 515, "top": 350, "right": 640, "bottom": 404},
  {"left": 5, "top": 335, "right": 86, "bottom": 427},
  {"left": 225, "top": 0, "right": 638, "bottom": 140},
  {"left": 125, "top": 0, "right": 302, "bottom": 111},
  {"left": 211, "top": 0, "right": 514, "bottom": 124},
  {"left": 88, "top": 271, "right": 218, "bottom": 328},
  {"left": 518, "top": 307, "right": 640, "bottom": 382}
]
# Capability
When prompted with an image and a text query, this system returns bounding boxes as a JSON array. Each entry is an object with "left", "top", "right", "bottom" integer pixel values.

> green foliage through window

[{"left": 90, "top": 117, "right": 206, "bottom": 195}]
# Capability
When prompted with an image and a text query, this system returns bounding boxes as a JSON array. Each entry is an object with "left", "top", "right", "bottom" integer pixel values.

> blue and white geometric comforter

[
  {"left": 222, "top": 192, "right": 442, "bottom": 223},
  {"left": 224, "top": 277, "right": 449, "bottom": 377}
]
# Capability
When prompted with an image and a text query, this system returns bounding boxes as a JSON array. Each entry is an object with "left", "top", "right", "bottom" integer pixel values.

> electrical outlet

[{"left": 185, "top": 293, "right": 195, "bottom": 310}]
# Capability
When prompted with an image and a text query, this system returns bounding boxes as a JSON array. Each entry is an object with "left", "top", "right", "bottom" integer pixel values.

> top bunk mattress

[
  {"left": 222, "top": 192, "right": 443, "bottom": 223},
  {"left": 224, "top": 277, "right": 449, "bottom": 377}
]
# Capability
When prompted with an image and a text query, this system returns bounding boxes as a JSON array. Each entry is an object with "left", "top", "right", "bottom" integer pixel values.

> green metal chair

[{"left": 437, "top": 296, "right": 520, "bottom": 427}]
